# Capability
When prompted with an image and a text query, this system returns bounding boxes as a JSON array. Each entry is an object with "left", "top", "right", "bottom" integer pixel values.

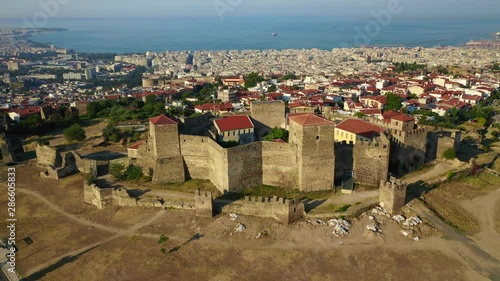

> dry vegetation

[{"left": 423, "top": 172, "right": 500, "bottom": 235}]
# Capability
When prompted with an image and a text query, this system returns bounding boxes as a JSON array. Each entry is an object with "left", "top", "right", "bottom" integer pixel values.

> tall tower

[
  {"left": 289, "top": 114, "right": 335, "bottom": 191},
  {"left": 148, "top": 115, "right": 185, "bottom": 183}
]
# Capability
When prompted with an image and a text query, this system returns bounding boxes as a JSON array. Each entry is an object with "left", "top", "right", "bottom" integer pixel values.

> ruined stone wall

[
  {"left": 83, "top": 182, "right": 113, "bottom": 209},
  {"left": 73, "top": 152, "right": 97, "bottom": 177},
  {"left": 250, "top": 101, "right": 286, "bottom": 139},
  {"left": 353, "top": 134, "right": 390, "bottom": 186},
  {"left": 436, "top": 130, "right": 461, "bottom": 160},
  {"left": 194, "top": 189, "right": 213, "bottom": 217},
  {"left": 379, "top": 177, "right": 407, "bottom": 214},
  {"left": 334, "top": 143, "right": 354, "bottom": 180},
  {"left": 35, "top": 144, "right": 61, "bottom": 167},
  {"left": 261, "top": 141, "right": 297, "bottom": 188},
  {"left": 0, "top": 134, "right": 22, "bottom": 163},
  {"left": 226, "top": 143, "right": 263, "bottom": 192},
  {"left": 220, "top": 196, "right": 304, "bottom": 224}
]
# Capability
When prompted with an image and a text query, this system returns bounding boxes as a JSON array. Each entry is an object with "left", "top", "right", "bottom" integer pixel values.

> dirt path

[
  {"left": 18, "top": 188, "right": 123, "bottom": 234},
  {"left": 23, "top": 209, "right": 165, "bottom": 278},
  {"left": 403, "top": 160, "right": 467, "bottom": 184},
  {"left": 460, "top": 188, "right": 500, "bottom": 260},
  {"left": 408, "top": 200, "right": 500, "bottom": 280}
]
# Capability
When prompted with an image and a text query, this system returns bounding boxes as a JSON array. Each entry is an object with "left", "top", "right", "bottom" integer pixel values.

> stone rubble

[
  {"left": 236, "top": 223, "right": 246, "bottom": 232},
  {"left": 371, "top": 206, "right": 390, "bottom": 217},
  {"left": 328, "top": 218, "right": 351, "bottom": 237},
  {"left": 403, "top": 216, "right": 422, "bottom": 227},
  {"left": 230, "top": 213, "right": 239, "bottom": 221},
  {"left": 392, "top": 215, "right": 406, "bottom": 224}
]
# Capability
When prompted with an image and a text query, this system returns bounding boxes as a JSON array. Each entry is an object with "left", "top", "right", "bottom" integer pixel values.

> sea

[{"left": 0, "top": 16, "right": 498, "bottom": 53}]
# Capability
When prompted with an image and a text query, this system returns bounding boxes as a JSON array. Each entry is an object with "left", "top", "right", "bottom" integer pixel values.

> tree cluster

[
  {"left": 87, "top": 96, "right": 165, "bottom": 121},
  {"left": 263, "top": 127, "right": 289, "bottom": 142},
  {"left": 244, "top": 72, "right": 265, "bottom": 88}
]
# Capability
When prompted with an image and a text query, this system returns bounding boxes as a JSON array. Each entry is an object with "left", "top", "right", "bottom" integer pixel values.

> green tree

[
  {"left": 263, "top": 127, "right": 289, "bottom": 142},
  {"left": 442, "top": 148, "right": 456, "bottom": 160},
  {"left": 102, "top": 123, "right": 121, "bottom": 142},
  {"left": 63, "top": 123, "right": 86, "bottom": 142},
  {"left": 267, "top": 84, "right": 277, "bottom": 93},
  {"left": 477, "top": 117, "right": 487, "bottom": 127},
  {"left": 110, "top": 162, "right": 125, "bottom": 180},
  {"left": 353, "top": 112, "right": 365, "bottom": 119},
  {"left": 244, "top": 72, "right": 265, "bottom": 88},
  {"left": 385, "top": 92, "right": 403, "bottom": 111},
  {"left": 123, "top": 165, "right": 143, "bottom": 181}
]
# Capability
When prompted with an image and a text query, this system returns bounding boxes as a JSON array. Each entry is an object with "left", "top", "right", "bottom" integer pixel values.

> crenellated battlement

[
  {"left": 380, "top": 177, "right": 407, "bottom": 191},
  {"left": 194, "top": 189, "right": 214, "bottom": 217},
  {"left": 355, "top": 139, "right": 389, "bottom": 149},
  {"left": 244, "top": 195, "right": 298, "bottom": 206},
  {"left": 379, "top": 176, "right": 407, "bottom": 214}
]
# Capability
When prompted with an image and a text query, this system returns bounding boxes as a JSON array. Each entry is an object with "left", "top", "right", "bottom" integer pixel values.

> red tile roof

[
  {"left": 128, "top": 141, "right": 144, "bottom": 150},
  {"left": 289, "top": 114, "right": 334, "bottom": 127},
  {"left": 214, "top": 115, "right": 254, "bottom": 132},
  {"left": 336, "top": 119, "right": 383, "bottom": 139},
  {"left": 150, "top": 115, "right": 177, "bottom": 125},
  {"left": 382, "top": 110, "right": 414, "bottom": 122}
]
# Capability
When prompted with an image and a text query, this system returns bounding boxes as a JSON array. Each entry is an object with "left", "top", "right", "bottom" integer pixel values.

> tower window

[{"left": 316, "top": 136, "right": 320, "bottom": 140}]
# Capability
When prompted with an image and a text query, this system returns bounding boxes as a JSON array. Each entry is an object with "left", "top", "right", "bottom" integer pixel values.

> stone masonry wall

[
  {"left": 180, "top": 134, "right": 229, "bottom": 192},
  {"left": 36, "top": 144, "right": 62, "bottom": 167},
  {"left": 261, "top": 141, "right": 298, "bottom": 188},
  {"left": 250, "top": 101, "right": 286, "bottom": 139},
  {"left": 353, "top": 133, "right": 390, "bottom": 186},
  {"left": 292, "top": 123, "right": 335, "bottom": 191},
  {"left": 152, "top": 123, "right": 181, "bottom": 159},
  {"left": 379, "top": 177, "right": 407, "bottom": 214},
  {"left": 220, "top": 196, "right": 304, "bottom": 224},
  {"left": 152, "top": 156, "right": 186, "bottom": 183},
  {"left": 226, "top": 143, "right": 263, "bottom": 192}
]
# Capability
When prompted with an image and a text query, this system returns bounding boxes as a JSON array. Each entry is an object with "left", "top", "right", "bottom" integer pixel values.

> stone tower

[
  {"left": 379, "top": 177, "right": 407, "bottom": 214},
  {"left": 194, "top": 189, "right": 213, "bottom": 217},
  {"left": 353, "top": 132, "right": 390, "bottom": 186},
  {"left": 148, "top": 115, "right": 185, "bottom": 183},
  {"left": 288, "top": 114, "right": 335, "bottom": 191}
]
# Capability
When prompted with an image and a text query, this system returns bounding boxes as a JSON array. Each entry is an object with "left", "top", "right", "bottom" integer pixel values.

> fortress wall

[
  {"left": 353, "top": 134, "right": 390, "bottom": 187},
  {"left": 226, "top": 142, "right": 263, "bottom": 192},
  {"left": 152, "top": 156, "right": 186, "bottom": 183},
  {"left": 83, "top": 183, "right": 113, "bottom": 209},
  {"left": 220, "top": 196, "right": 304, "bottom": 224},
  {"left": 261, "top": 141, "right": 298, "bottom": 188},
  {"left": 180, "top": 134, "right": 229, "bottom": 193},
  {"left": 35, "top": 144, "right": 62, "bottom": 167},
  {"left": 334, "top": 142, "right": 354, "bottom": 180}
]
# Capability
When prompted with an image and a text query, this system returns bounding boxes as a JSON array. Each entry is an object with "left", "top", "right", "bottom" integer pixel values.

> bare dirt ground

[{"left": 1, "top": 163, "right": 498, "bottom": 281}]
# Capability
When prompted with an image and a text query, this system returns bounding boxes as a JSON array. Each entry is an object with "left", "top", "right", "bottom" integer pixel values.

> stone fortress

[{"left": 129, "top": 100, "right": 460, "bottom": 194}]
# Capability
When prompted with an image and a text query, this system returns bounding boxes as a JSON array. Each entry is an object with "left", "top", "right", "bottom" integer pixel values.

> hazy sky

[{"left": 2, "top": 0, "right": 499, "bottom": 19}]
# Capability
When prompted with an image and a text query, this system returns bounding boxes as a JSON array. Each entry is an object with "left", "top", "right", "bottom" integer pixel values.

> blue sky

[{"left": 1, "top": 0, "right": 499, "bottom": 19}]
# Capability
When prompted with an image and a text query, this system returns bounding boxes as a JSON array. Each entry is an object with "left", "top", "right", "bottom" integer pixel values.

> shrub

[
  {"left": 86, "top": 173, "right": 96, "bottom": 185},
  {"left": 446, "top": 172, "right": 456, "bottom": 181},
  {"left": 110, "top": 162, "right": 125, "bottom": 180},
  {"left": 263, "top": 127, "right": 289, "bottom": 142},
  {"left": 63, "top": 123, "right": 86, "bottom": 142},
  {"left": 124, "top": 165, "right": 143, "bottom": 181},
  {"left": 442, "top": 148, "right": 456, "bottom": 160}
]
